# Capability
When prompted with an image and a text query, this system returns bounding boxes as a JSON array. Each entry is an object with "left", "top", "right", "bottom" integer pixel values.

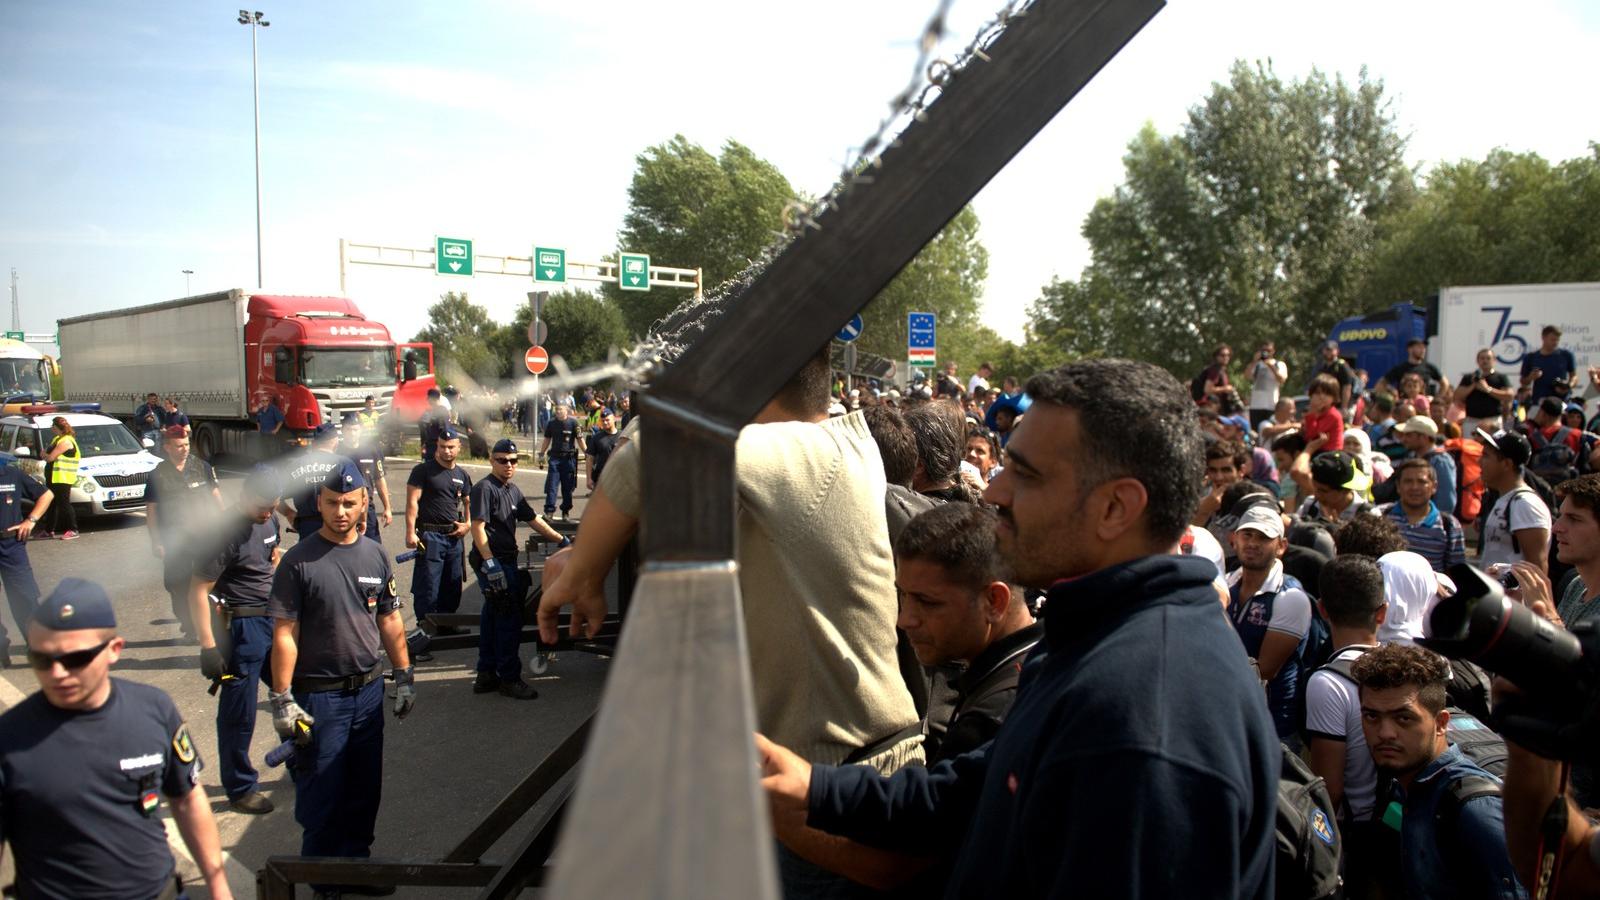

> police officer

[
  {"left": 418, "top": 389, "right": 450, "bottom": 461},
  {"left": 278, "top": 422, "right": 349, "bottom": 539},
  {"left": 146, "top": 425, "right": 222, "bottom": 640},
  {"left": 341, "top": 413, "right": 392, "bottom": 545},
  {"left": 0, "top": 461, "right": 51, "bottom": 667},
  {"left": 268, "top": 459, "right": 414, "bottom": 898},
  {"left": 540, "top": 403, "right": 579, "bottom": 519},
  {"left": 469, "top": 438, "right": 567, "bottom": 699},
  {"left": 0, "top": 579, "right": 233, "bottom": 900},
  {"left": 405, "top": 425, "right": 471, "bottom": 634},
  {"left": 188, "top": 466, "right": 282, "bottom": 815}
]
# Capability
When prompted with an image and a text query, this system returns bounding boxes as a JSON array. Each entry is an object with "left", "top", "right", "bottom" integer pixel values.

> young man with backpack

[
  {"left": 1304, "top": 555, "right": 1389, "bottom": 896},
  {"left": 1226, "top": 505, "right": 1313, "bottom": 742},
  {"left": 1524, "top": 396, "right": 1585, "bottom": 484},
  {"left": 1476, "top": 428, "right": 1553, "bottom": 575},
  {"left": 1350, "top": 644, "right": 1527, "bottom": 899}
]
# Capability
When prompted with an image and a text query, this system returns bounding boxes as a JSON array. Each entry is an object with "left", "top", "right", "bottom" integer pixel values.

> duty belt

[
  {"left": 293, "top": 660, "right": 384, "bottom": 694},
  {"left": 225, "top": 606, "right": 270, "bottom": 618},
  {"left": 416, "top": 522, "right": 461, "bottom": 534}
]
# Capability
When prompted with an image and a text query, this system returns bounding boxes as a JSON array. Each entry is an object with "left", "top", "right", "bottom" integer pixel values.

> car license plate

[{"left": 106, "top": 486, "right": 145, "bottom": 502}]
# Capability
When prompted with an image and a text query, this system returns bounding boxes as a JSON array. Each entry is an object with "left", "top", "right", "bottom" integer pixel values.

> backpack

[
  {"left": 1443, "top": 437, "right": 1484, "bottom": 523},
  {"left": 1527, "top": 425, "right": 1580, "bottom": 485},
  {"left": 1276, "top": 744, "right": 1343, "bottom": 900}
]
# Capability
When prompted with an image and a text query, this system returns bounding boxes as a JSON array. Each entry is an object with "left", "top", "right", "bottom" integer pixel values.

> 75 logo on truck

[{"left": 1482, "top": 306, "right": 1530, "bottom": 366}]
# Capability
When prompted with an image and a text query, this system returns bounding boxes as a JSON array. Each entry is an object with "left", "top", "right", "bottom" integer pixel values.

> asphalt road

[{"left": 0, "top": 456, "right": 609, "bottom": 899}]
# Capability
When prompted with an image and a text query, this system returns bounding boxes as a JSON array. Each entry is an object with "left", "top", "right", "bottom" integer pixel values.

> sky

[{"left": 2, "top": 0, "right": 1597, "bottom": 357}]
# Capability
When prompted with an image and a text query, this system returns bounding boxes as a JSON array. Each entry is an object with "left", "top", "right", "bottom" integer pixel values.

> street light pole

[
  {"left": 237, "top": 10, "right": 269, "bottom": 288},
  {"left": 182, "top": 269, "right": 194, "bottom": 294}
]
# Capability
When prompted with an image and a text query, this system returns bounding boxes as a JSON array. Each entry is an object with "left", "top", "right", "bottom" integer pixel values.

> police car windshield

[
  {"left": 0, "top": 359, "right": 49, "bottom": 398},
  {"left": 61, "top": 423, "right": 144, "bottom": 456},
  {"left": 299, "top": 348, "right": 396, "bottom": 388}
]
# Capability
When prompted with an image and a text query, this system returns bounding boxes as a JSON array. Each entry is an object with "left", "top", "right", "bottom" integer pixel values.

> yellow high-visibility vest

[{"left": 49, "top": 434, "right": 80, "bottom": 485}]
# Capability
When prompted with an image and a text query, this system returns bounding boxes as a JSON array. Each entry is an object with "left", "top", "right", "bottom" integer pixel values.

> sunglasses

[
  {"left": 28, "top": 640, "right": 112, "bottom": 671},
  {"left": 491, "top": 456, "right": 519, "bottom": 465}
]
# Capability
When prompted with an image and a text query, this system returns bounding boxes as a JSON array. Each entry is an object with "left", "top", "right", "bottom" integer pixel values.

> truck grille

[{"left": 93, "top": 472, "right": 149, "bottom": 488}]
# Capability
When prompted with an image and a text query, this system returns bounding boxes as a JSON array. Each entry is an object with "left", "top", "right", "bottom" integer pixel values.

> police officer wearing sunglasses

[
  {"left": 0, "top": 458, "right": 53, "bottom": 668},
  {"left": 0, "top": 579, "right": 232, "bottom": 900},
  {"left": 468, "top": 439, "right": 567, "bottom": 699}
]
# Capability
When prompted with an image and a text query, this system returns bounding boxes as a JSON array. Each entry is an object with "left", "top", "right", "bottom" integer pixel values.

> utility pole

[
  {"left": 182, "top": 269, "right": 194, "bottom": 294},
  {"left": 238, "top": 10, "right": 269, "bottom": 288},
  {"left": 9, "top": 268, "right": 18, "bottom": 332}
]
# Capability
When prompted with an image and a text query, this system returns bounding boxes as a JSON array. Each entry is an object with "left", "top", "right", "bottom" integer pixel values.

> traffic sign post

[
  {"left": 534, "top": 246, "right": 567, "bottom": 284},
  {"left": 525, "top": 346, "right": 550, "bottom": 375},
  {"left": 907, "top": 311, "right": 937, "bottom": 372},
  {"left": 619, "top": 253, "right": 651, "bottom": 291},
  {"left": 836, "top": 314, "right": 863, "bottom": 343},
  {"left": 436, "top": 236, "right": 474, "bottom": 276}
]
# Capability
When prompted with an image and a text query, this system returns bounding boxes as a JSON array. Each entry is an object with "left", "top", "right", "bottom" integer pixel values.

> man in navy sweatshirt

[{"left": 758, "top": 358, "right": 1279, "bottom": 898}]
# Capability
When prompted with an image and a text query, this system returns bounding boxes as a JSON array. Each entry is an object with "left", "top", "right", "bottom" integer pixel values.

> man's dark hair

[
  {"left": 1406, "top": 338, "right": 1426, "bottom": 348},
  {"left": 894, "top": 503, "right": 1006, "bottom": 593},
  {"left": 1309, "top": 373, "right": 1341, "bottom": 399},
  {"left": 650, "top": 286, "right": 829, "bottom": 415},
  {"left": 905, "top": 401, "right": 964, "bottom": 487},
  {"left": 771, "top": 345, "right": 832, "bottom": 416},
  {"left": 1205, "top": 439, "right": 1248, "bottom": 469},
  {"left": 1333, "top": 514, "right": 1407, "bottom": 557},
  {"left": 1392, "top": 457, "right": 1435, "bottom": 483},
  {"left": 1222, "top": 482, "right": 1273, "bottom": 516},
  {"left": 862, "top": 405, "right": 917, "bottom": 488},
  {"left": 1271, "top": 431, "right": 1307, "bottom": 457},
  {"left": 1556, "top": 473, "right": 1600, "bottom": 519},
  {"left": 1350, "top": 643, "right": 1451, "bottom": 715},
  {"left": 1318, "top": 555, "right": 1386, "bottom": 628},
  {"left": 1543, "top": 324, "right": 1562, "bottom": 338},
  {"left": 1369, "top": 392, "right": 1395, "bottom": 414},
  {"left": 1024, "top": 359, "right": 1203, "bottom": 544}
]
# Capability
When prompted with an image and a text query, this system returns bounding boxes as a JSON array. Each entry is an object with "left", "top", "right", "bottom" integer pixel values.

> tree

[
  {"left": 607, "top": 136, "right": 798, "bottom": 336},
  {"left": 1026, "top": 61, "right": 1414, "bottom": 382},
  {"left": 1361, "top": 146, "right": 1600, "bottom": 303},
  {"left": 856, "top": 205, "right": 991, "bottom": 368},
  {"left": 412, "top": 292, "right": 502, "bottom": 385},
  {"left": 505, "top": 290, "right": 629, "bottom": 371}
]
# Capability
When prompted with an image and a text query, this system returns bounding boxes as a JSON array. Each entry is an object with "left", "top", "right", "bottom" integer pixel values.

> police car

[{"left": 0, "top": 405, "right": 162, "bottom": 515}]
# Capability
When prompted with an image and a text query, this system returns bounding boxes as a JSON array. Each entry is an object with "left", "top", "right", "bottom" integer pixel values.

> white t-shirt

[
  {"left": 1249, "top": 358, "right": 1288, "bottom": 411},
  {"left": 1184, "top": 524, "right": 1227, "bottom": 580},
  {"left": 967, "top": 374, "right": 990, "bottom": 395},
  {"left": 1479, "top": 486, "right": 1552, "bottom": 570},
  {"left": 1304, "top": 645, "right": 1379, "bottom": 821}
]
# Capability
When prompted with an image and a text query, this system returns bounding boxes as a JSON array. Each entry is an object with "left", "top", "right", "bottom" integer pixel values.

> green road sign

[
  {"left": 618, "top": 252, "right": 651, "bottom": 291},
  {"left": 436, "top": 236, "right": 474, "bottom": 276},
  {"left": 534, "top": 246, "right": 567, "bottom": 284},
  {"left": 3, "top": 331, "right": 22, "bottom": 341}
]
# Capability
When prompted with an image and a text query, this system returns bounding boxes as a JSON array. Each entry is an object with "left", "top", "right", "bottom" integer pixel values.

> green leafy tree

[
  {"left": 1026, "top": 61, "right": 1414, "bottom": 382},
  {"left": 504, "top": 290, "right": 628, "bottom": 371},
  {"left": 412, "top": 292, "right": 502, "bottom": 384},
  {"left": 1362, "top": 146, "right": 1600, "bottom": 303},
  {"left": 856, "top": 205, "right": 991, "bottom": 369},
  {"left": 607, "top": 136, "right": 797, "bottom": 336}
]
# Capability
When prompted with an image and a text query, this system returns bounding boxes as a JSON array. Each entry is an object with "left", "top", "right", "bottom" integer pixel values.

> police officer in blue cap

[
  {"left": 187, "top": 465, "right": 283, "bottom": 815},
  {"left": 278, "top": 422, "right": 350, "bottom": 539},
  {"left": 468, "top": 438, "right": 567, "bottom": 699},
  {"left": 341, "top": 412, "right": 392, "bottom": 545},
  {"left": 405, "top": 424, "right": 471, "bottom": 634},
  {"left": 147, "top": 425, "right": 223, "bottom": 640},
  {"left": 0, "top": 460, "right": 53, "bottom": 667},
  {"left": 269, "top": 458, "right": 413, "bottom": 898},
  {"left": 0, "top": 579, "right": 233, "bottom": 899}
]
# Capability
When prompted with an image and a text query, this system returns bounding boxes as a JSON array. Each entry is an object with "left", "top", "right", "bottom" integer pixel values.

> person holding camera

[
  {"left": 1455, "top": 348, "right": 1515, "bottom": 436},
  {"left": 1247, "top": 342, "right": 1288, "bottom": 432},
  {"left": 1350, "top": 643, "right": 1528, "bottom": 899}
]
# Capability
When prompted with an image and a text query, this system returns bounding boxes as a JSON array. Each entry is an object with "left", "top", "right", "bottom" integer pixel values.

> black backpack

[
  {"left": 1277, "top": 745, "right": 1343, "bottom": 900},
  {"left": 1527, "top": 426, "right": 1580, "bottom": 485}
]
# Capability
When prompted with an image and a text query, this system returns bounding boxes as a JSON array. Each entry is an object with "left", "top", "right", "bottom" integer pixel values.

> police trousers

[
  {"left": 161, "top": 547, "right": 194, "bottom": 637},
  {"left": 544, "top": 454, "right": 576, "bottom": 514},
  {"left": 290, "top": 678, "right": 385, "bottom": 876},
  {"left": 216, "top": 614, "right": 273, "bottom": 799},
  {"left": 471, "top": 553, "right": 527, "bottom": 681},
  {"left": 0, "top": 539, "right": 40, "bottom": 650},
  {"left": 412, "top": 531, "right": 463, "bottom": 621}
]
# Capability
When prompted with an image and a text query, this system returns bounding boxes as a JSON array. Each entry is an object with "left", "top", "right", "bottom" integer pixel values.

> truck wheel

[{"left": 193, "top": 423, "right": 221, "bottom": 463}]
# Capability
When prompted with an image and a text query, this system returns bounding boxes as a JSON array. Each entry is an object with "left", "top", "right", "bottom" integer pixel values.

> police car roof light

[{"left": 19, "top": 402, "right": 101, "bottom": 415}]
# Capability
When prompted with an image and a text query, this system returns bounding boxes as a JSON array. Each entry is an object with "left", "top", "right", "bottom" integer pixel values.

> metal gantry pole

[{"left": 239, "top": 10, "right": 269, "bottom": 288}]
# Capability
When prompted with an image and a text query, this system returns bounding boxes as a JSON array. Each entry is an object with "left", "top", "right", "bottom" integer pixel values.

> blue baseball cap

[
  {"left": 34, "top": 579, "right": 117, "bottom": 631},
  {"left": 311, "top": 422, "right": 338, "bottom": 440},
  {"left": 438, "top": 425, "right": 461, "bottom": 441},
  {"left": 492, "top": 438, "right": 517, "bottom": 455},
  {"left": 321, "top": 457, "right": 365, "bottom": 493},
  {"left": 241, "top": 464, "right": 283, "bottom": 500}
]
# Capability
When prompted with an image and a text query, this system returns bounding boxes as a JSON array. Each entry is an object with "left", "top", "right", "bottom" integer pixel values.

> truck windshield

[
  {"left": 0, "top": 359, "right": 50, "bottom": 399},
  {"left": 68, "top": 424, "right": 144, "bottom": 456},
  {"left": 298, "top": 348, "right": 397, "bottom": 388}
]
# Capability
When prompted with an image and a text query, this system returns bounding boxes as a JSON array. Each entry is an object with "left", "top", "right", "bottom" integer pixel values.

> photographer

[
  {"left": 1247, "top": 342, "right": 1288, "bottom": 432},
  {"left": 1455, "top": 348, "right": 1514, "bottom": 436}
]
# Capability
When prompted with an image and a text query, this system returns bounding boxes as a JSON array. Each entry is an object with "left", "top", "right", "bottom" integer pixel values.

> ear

[
  {"left": 1094, "top": 478, "right": 1150, "bottom": 543},
  {"left": 1373, "top": 603, "right": 1388, "bottom": 625},
  {"left": 1436, "top": 707, "right": 1451, "bottom": 736},
  {"left": 981, "top": 581, "right": 1011, "bottom": 622}
]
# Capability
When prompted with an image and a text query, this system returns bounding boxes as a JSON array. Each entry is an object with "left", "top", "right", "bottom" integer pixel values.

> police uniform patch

[
  {"left": 173, "top": 723, "right": 196, "bottom": 764},
  {"left": 1311, "top": 807, "right": 1334, "bottom": 845},
  {"left": 387, "top": 577, "right": 397, "bottom": 598}
]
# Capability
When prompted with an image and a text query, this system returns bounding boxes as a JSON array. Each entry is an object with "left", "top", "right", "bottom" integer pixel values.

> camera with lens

[{"left": 1420, "top": 564, "right": 1600, "bottom": 763}]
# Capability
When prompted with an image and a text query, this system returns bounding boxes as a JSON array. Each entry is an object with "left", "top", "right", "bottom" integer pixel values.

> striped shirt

[{"left": 1379, "top": 501, "right": 1465, "bottom": 573}]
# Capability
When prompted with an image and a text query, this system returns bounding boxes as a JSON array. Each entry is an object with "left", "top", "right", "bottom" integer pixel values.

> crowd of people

[{"left": 5, "top": 295, "right": 1600, "bottom": 899}]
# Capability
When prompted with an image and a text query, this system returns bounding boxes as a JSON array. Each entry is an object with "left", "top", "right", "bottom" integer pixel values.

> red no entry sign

[{"left": 525, "top": 345, "right": 549, "bottom": 375}]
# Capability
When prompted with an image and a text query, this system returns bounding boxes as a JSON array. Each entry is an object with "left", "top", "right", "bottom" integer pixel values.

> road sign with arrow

[
  {"left": 618, "top": 252, "right": 651, "bottom": 291},
  {"left": 435, "top": 236, "right": 474, "bottom": 276},
  {"left": 534, "top": 246, "right": 566, "bottom": 284}
]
